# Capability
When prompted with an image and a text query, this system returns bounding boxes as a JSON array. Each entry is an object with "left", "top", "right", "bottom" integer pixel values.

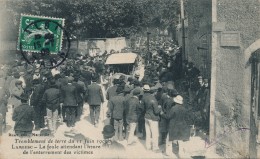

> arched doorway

[{"left": 244, "top": 39, "right": 260, "bottom": 158}]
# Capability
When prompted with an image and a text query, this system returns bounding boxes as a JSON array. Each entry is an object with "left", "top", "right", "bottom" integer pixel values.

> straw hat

[{"left": 173, "top": 95, "right": 183, "bottom": 105}]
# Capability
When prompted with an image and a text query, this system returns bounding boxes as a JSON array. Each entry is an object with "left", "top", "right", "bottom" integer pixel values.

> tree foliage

[{"left": 5, "top": 0, "right": 180, "bottom": 39}]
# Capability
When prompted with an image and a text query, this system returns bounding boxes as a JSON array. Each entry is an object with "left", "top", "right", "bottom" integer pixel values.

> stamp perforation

[{"left": 20, "top": 13, "right": 65, "bottom": 21}]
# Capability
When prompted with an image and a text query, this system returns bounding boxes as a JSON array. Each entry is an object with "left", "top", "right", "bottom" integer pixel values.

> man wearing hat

[
  {"left": 81, "top": 66, "right": 93, "bottom": 86},
  {"left": 186, "top": 63, "right": 201, "bottom": 100},
  {"left": 61, "top": 76, "right": 79, "bottom": 128},
  {"left": 107, "top": 86, "right": 125, "bottom": 141},
  {"left": 159, "top": 87, "right": 178, "bottom": 146},
  {"left": 86, "top": 75, "right": 104, "bottom": 127},
  {"left": 133, "top": 81, "right": 145, "bottom": 139},
  {"left": 118, "top": 75, "right": 126, "bottom": 88},
  {"left": 124, "top": 84, "right": 133, "bottom": 99},
  {"left": 140, "top": 84, "right": 162, "bottom": 152},
  {"left": 105, "top": 78, "right": 120, "bottom": 126},
  {"left": 200, "top": 78, "right": 210, "bottom": 133},
  {"left": 122, "top": 84, "right": 133, "bottom": 138},
  {"left": 9, "top": 80, "right": 24, "bottom": 112},
  {"left": 93, "top": 57, "right": 105, "bottom": 76},
  {"left": 30, "top": 79, "right": 46, "bottom": 130},
  {"left": 102, "top": 125, "right": 125, "bottom": 153},
  {"left": 73, "top": 75, "right": 86, "bottom": 121},
  {"left": 23, "top": 66, "right": 34, "bottom": 94},
  {"left": 12, "top": 93, "right": 35, "bottom": 136},
  {"left": 193, "top": 76, "right": 205, "bottom": 110},
  {"left": 130, "top": 80, "right": 143, "bottom": 97},
  {"left": 106, "top": 79, "right": 119, "bottom": 101},
  {"left": 124, "top": 88, "right": 141, "bottom": 145},
  {"left": 161, "top": 95, "right": 190, "bottom": 157},
  {"left": 41, "top": 79, "right": 61, "bottom": 134}
]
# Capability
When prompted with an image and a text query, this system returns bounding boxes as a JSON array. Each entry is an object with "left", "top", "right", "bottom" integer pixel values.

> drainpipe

[{"left": 210, "top": 0, "right": 217, "bottom": 145}]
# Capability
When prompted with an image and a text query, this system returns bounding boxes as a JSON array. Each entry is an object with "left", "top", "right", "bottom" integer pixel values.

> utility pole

[
  {"left": 147, "top": 32, "right": 151, "bottom": 64},
  {"left": 180, "top": 0, "right": 186, "bottom": 61}
]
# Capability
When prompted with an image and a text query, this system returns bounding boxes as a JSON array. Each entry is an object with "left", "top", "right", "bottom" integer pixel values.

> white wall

[{"left": 78, "top": 37, "right": 127, "bottom": 57}]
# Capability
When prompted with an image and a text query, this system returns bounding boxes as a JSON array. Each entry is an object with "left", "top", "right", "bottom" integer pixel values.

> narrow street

[{"left": 0, "top": 86, "right": 221, "bottom": 159}]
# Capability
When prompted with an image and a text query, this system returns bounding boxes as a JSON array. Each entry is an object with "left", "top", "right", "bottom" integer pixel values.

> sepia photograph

[{"left": 0, "top": 0, "right": 259, "bottom": 158}]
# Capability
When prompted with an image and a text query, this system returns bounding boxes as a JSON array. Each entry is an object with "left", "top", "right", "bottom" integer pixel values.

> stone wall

[{"left": 212, "top": 0, "right": 260, "bottom": 158}]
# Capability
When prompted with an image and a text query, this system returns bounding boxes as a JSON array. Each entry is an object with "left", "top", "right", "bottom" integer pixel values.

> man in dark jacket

[
  {"left": 12, "top": 93, "right": 35, "bottom": 136},
  {"left": 31, "top": 79, "right": 46, "bottom": 130},
  {"left": 123, "top": 84, "right": 133, "bottom": 138},
  {"left": 159, "top": 87, "right": 178, "bottom": 145},
  {"left": 93, "top": 58, "right": 105, "bottom": 75},
  {"left": 73, "top": 75, "right": 85, "bottom": 121},
  {"left": 201, "top": 79, "right": 210, "bottom": 133},
  {"left": 125, "top": 89, "right": 141, "bottom": 145},
  {"left": 86, "top": 76, "right": 104, "bottom": 126},
  {"left": 81, "top": 66, "right": 92, "bottom": 86},
  {"left": 107, "top": 86, "right": 125, "bottom": 141},
  {"left": 161, "top": 95, "right": 190, "bottom": 157},
  {"left": 41, "top": 79, "right": 61, "bottom": 134},
  {"left": 61, "top": 77, "right": 79, "bottom": 128},
  {"left": 106, "top": 79, "right": 119, "bottom": 101},
  {"left": 140, "top": 84, "right": 161, "bottom": 152},
  {"left": 134, "top": 81, "right": 145, "bottom": 139},
  {"left": 57, "top": 73, "right": 68, "bottom": 121}
]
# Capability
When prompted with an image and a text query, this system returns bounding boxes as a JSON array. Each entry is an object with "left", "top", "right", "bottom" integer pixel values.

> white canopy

[{"left": 105, "top": 53, "right": 137, "bottom": 65}]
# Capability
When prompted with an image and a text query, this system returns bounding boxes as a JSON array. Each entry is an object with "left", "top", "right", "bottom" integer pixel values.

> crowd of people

[{"left": 0, "top": 39, "right": 210, "bottom": 157}]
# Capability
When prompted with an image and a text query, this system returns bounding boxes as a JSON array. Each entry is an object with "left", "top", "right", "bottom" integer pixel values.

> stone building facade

[
  {"left": 182, "top": 0, "right": 260, "bottom": 158},
  {"left": 211, "top": 0, "right": 260, "bottom": 158}
]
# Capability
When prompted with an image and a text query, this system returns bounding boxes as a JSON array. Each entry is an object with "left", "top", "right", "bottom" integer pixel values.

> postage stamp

[
  {"left": 17, "top": 14, "right": 65, "bottom": 54},
  {"left": 17, "top": 14, "right": 70, "bottom": 69}
]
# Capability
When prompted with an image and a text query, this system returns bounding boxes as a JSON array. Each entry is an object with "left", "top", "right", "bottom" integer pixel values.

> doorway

[{"left": 250, "top": 50, "right": 260, "bottom": 157}]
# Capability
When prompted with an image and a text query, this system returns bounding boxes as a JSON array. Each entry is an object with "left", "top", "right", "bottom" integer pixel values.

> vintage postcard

[{"left": 0, "top": 0, "right": 259, "bottom": 159}]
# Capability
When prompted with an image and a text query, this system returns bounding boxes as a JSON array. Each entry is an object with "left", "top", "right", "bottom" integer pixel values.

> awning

[{"left": 105, "top": 53, "right": 137, "bottom": 65}]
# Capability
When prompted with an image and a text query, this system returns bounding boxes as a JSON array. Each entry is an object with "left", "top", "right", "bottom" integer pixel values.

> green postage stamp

[{"left": 17, "top": 14, "right": 65, "bottom": 54}]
